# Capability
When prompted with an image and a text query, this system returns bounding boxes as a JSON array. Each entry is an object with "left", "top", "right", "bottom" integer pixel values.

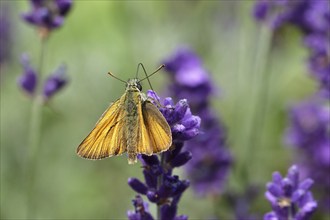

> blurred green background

[{"left": 1, "top": 1, "right": 317, "bottom": 219}]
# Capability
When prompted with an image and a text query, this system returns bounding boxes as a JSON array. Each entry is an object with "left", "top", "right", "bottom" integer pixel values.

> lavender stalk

[{"left": 18, "top": 0, "right": 73, "bottom": 217}]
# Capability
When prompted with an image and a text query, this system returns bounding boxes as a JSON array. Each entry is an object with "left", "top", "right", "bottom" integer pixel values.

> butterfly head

[{"left": 127, "top": 78, "right": 142, "bottom": 92}]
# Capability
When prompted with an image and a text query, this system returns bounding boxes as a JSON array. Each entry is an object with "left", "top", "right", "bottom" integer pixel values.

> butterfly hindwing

[
  {"left": 141, "top": 101, "right": 172, "bottom": 153},
  {"left": 136, "top": 97, "right": 153, "bottom": 155}
]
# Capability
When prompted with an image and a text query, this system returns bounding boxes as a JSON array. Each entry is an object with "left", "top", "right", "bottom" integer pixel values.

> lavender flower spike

[
  {"left": 264, "top": 165, "right": 317, "bottom": 220},
  {"left": 163, "top": 47, "right": 232, "bottom": 196},
  {"left": 17, "top": 53, "right": 37, "bottom": 95},
  {"left": 286, "top": 99, "right": 330, "bottom": 211}
]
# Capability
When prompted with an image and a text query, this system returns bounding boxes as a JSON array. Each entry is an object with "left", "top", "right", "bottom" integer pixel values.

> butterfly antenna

[
  {"left": 138, "top": 64, "right": 165, "bottom": 85},
  {"left": 138, "top": 63, "right": 165, "bottom": 105},
  {"left": 108, "top": 71, "right": 126, "bottom": 84},
  {"left": 135, "top": 63, "right": 142, "bottom": 78}
]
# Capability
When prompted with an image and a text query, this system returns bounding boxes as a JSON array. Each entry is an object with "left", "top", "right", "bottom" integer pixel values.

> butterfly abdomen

[{"left": 125, "top": 88, "right": 140, "bottom": 164}]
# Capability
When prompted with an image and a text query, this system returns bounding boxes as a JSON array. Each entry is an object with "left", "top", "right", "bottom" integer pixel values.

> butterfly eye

[{"left": 137, "top": 82, "right": 142, "bottom": 91}]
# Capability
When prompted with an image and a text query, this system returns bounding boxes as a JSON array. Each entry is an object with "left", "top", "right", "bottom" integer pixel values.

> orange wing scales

[{"left": 77, "top": 94, "right": 127, "bottom": 160}]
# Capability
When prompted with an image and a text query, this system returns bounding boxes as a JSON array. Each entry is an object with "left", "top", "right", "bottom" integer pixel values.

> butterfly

[{"left": 76, "top": 64, "right": 172, "bottom": 164}]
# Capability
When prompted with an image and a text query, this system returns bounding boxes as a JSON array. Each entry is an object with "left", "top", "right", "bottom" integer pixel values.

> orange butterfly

[{"left": 77, "top": 64, "right": 172, "bottom": 164}]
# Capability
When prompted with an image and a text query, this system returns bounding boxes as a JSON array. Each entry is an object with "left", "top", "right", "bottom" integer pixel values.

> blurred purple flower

[
  {"left": 43, "top": 64, "right": 68, "bottom": 100},
  {"left": 253, "top": 0, "right": 330, "bottom": 99},
  {"left": 17, "top": 54, "right": 38, "bottom": 95},
  {"left": 0, "top": 2, "right": 12, "bottom": 64},
  {"left": 286, "top": 100, "right": 330, "bottom": 154},
  {"left": 286, "top": 99, "right": 330, "bottom": 211},
  {"left": 305, "top": 34, "right": 330, "bottom": 99},
  {"left": 252, "top": 0, "right": 302, "bottom": 29},
  {"left": 163, "top": 48, "right": 213, "bottom": 109},
  {"left": 22, "top": 0, "right": 73, "bottom": 31},
  {"left": 17, "top": 54, "right": 68, "bottom": 100},
  {"left": 302, "top": 0, "right": 330, "bottom": 34},
  {"left": 252, "top": 0, "right": 330, "bottom": 32},
  {"left": 264, "top": 165, "right": 317, "bottom": 220},
  {"left": 163, "top": 47, "right": 232, "bottom": 196},
  {"left": 127, "top": 91, "right": 200, "bottom": 220},
  {"left": 184, "top": 109, "right": 231, "bottom": 196},
  {"left": 253, "top": 0, "right": 269, "bottom": 21}
]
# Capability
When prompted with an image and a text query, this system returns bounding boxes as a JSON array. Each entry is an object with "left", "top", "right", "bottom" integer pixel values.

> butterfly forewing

[
  {"left": 141, "top": 101, "right": 172, "bottom": 153},
  {"left": 77, "top": 95, "right": 127, "bottom": 159}
]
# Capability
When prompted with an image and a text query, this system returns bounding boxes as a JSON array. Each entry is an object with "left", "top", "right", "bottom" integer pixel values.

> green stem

[
  {"left": 243, "top": 25, "right": 273, "bottom": 183},
  {"left": 233, "top": 3, "right": 251, "bottom": 189},
  {"left": 26, "top": 37, "right": 47, "bottom": 218},
  {"left": 157, "top": 153, "right": 165, "bottom": 220}
]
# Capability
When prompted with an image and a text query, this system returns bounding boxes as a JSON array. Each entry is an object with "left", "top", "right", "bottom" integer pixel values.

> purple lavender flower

[
  {"left": 163, "top": 48, "right": 213, "bottom": 109},
  {"left": 302, "top": 0, "right": 330, "bottom": 34},
  {"left": 148, "top": 91, "right": 201, "bottom": 141},
  {"left": 252, "top": 0, "right": 330, "bottom": 32},
  {"left": 43, "top": 64, "right": 68, "bottom": 100},
  {"left": 127, "top": 195, "right": 154, "bottom": 220},
  {"left": 22, "top": 0, "right": 73, "bottom": 31},
  {"left": 163, "top": 47, "right": 232, "bottom": 196},
  {"left": 128, "top": 154, "right": 190, "bottom": 220},
  {"left": 252, "top": 0, "right": 302, "bottom": 29},
  {"left": 17, "top": 54, "right": 38, "bottom": 95},
  {"left": 286, "top": 99, "right": 330, "bottom": 211},
  {"left": 305, "top": 34, "right": 330, "bottom": 99},
  {"left": 17, "top": 54, "right": 68, "bottom": 100},
  {"left": 289, "top": 1, "right": 329, "bottom": 99},
  {"left": 286, "top": 100, "right": 330, "bottom": 154},
  {"left": 0, "top": 2, "right": 12, "bottom": 64},
  {"left": 264, "top": 165, "right": 317, "bottom": 220},
  {"left": 253, "top": 0, "right": 267, "bottom": 21},
  {"left": 184, "top": 109, "right": 231, "bottom": 196},
  {"left": 127, "top": 91, "right": 200, "bottom": 220}
]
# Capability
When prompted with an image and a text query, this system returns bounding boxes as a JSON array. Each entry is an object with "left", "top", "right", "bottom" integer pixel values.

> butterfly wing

[
  {"left": 77, "top": 95, "right": 127, "bottom": 159},
  {"left": 135, "top": 98, "right": 153, "bottom": 156},
  {"left": 140, "top": 101, "right": 172, "bottom": 154}
]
